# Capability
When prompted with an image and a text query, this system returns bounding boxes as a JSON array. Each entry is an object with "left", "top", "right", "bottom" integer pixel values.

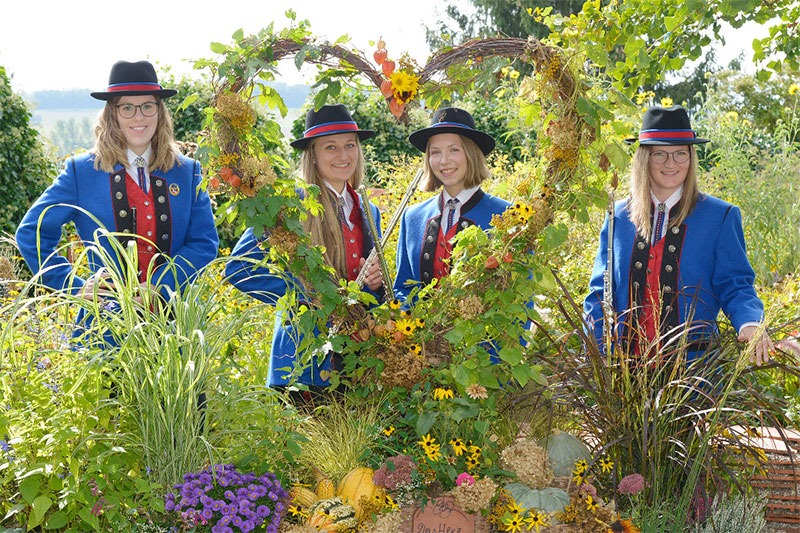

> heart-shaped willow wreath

[{"left": 200, "top": 27, "right": 599, "bottom": 390}]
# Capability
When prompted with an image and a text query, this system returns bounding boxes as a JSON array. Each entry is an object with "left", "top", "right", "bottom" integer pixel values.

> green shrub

[{"left": 0, "top": 65, "right": 57, "bottom": 234}]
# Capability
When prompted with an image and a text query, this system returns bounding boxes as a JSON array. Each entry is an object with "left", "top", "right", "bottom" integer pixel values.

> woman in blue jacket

[
  {"left": 394, "top": 107, "right": 510, "bottom": 301},
  {"left": 15, "top": 60, "right": 218, "bottom": 341},
  {"left": 584, "top": 105, "right": 772, "bottom": 366},
  {"left": 225, "top": 104, "right": 383, "bottom": 401}
]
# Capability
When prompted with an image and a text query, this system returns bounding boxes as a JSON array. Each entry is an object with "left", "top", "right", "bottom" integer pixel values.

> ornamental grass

[{"left": 534, "top": 277, "right": 800, "bottom": 530}]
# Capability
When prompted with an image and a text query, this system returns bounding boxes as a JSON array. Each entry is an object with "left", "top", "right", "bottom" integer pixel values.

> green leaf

[
  {"left": 30, "top": 495, "right": 52, "bottom": 528},
  {"left": 542, "top": 223, "right": 569, "bottom": 251},
  {"left": 664, "top": 16, "right": 681, "bottom": 32},
  {"left": 604, "top": 142, "right": 629, "bottom": 170},
  {"left": 78, "top": 507, "right": 99, "bottom": 530},
  {"left": 416, "top": 411, "right": 437, "bottom": 436},
  {"left": 511, "top": 365, "right": 531, "bottom": 387},
  {"left": 452, "top": 404, "right": 480, "bottom": 422},
  {"left": 499, "top": 346, "right": 523, "bottom": 366},
  {"left": 45, "top": 510, "right": 67, "bottom": 530},
  {"left": 20, "top": 476, "right": 40, "bottom": 504},
  {"left": 209, "top": 42, "right": 228, "bottom": 54}
]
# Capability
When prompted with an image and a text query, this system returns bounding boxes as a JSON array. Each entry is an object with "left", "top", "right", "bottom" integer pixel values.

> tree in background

[
  {"left": 49, "top": 117, "right": 94, "bottom": 157},
  {"left": 159, "top": 68, "right": 215, "bottom": 144},
  {"left": 0, "top": 66, "right": 57, "bottom": 235},
  {"left": 425, "top": 0, "right": 583, "bottom": 50}
]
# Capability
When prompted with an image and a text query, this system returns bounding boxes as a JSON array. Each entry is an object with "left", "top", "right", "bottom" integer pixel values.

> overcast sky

[
  {"left": 0, "top": 0, "right": 461, "bottom": 93},
  {"left": 0, "top": 1, "right": 772, "bottom": 95}
]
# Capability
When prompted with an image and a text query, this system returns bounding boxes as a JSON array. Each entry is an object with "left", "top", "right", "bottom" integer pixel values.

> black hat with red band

[
  {"left": 625, "top": 105, "right": 710, "bottom": 145},
  {"left": 91, "top": 60, "right": 177, "bottom": 101},
  {"left": 290, "top": 104, "right": 375, "bottom": 150},
  {"left": 408, "top": 107, "right": 496, "bottom": 155}
]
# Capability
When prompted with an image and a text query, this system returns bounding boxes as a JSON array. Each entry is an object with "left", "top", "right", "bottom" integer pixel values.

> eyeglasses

[
  {"left": 649, "top": 149, "right": 690, "bottom": 164},
  {"left": 116, "top": 102, "right": 158, "bottom": 119}
]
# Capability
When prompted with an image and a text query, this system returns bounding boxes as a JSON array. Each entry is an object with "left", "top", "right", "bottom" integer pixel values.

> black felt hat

[
  {"left": 290, "top": 104, "right": 375, "bottom": 150},
  {"left": 625, "top": 105, "right": 710, "bottom": 145},
  {"left": 91, "top": 60, "right": 177, "bottom": 101},
  {"left": 408, "top": 107, "right": 496, "bottom": 155}
]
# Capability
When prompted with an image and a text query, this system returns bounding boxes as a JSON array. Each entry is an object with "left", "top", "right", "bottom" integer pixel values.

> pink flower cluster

[
  {"left": 373, "top": 454, "right": 417, "bottom": 491},
  {"left": 456, "top": 473, "right": 475, "bottom": 487},
  {"left": 618, "top": 473, "right": 645, "bottom": 495}
]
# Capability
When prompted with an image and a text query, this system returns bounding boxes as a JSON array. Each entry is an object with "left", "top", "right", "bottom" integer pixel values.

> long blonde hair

[
  {"left": 419, "top": 135, "right": 492, "bottom": 192},
  {"left": 300, "top": 136, "right": 366, "bottom": 279},
  {"left": 628, "top": 144, "right": 700, "bottom": 239},
  {"left": 91, "top": 97, "right": 181, "bottom": 173}
]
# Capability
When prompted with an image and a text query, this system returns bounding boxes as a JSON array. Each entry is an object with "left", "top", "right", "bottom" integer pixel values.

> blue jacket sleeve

[
  {"left": 584, "top": 213, "right": 610, "bottom": 345},
  {"left": 15, "top": 160, "right": 84, "bottom": 294},
  {"left": 225, "top": 227, "right": 303, "bottom": 305},
  {"left": 712, "top": 205, "right": 763, "bottom": 330},
  {"left": 152, "top": 162, "right": 218, "bottom": 296},
  {"left": 393, "top": 209, "right": 414, "bottom": 302}
]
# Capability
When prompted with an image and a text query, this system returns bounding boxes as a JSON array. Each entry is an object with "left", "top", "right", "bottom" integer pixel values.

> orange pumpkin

[{"left": 336, "top": 467, "right": 379, "bottom": 520}]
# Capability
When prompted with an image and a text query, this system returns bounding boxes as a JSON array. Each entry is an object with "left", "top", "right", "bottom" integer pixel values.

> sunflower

[
  {"left": 609, "top": 518, "right": 640, "bottom": 533},
  {"left": 390, "top": 70, "right": 421, "bottom": 104}
]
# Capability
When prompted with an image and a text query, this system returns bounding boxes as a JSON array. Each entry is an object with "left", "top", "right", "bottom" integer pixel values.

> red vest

[
  {"left": 342, "top": 187, "right": 364, "bottom": 282},
  {"left": 125, "top": 174, "right": 157, "bottom": 282},
  {"left": 432, "top": 223, "right": 459, "bottom": 280}
]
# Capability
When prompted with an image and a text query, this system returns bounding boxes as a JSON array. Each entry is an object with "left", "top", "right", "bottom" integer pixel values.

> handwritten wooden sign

[{"left": 411, "top": 495, "right": 476, "bottom": 533}]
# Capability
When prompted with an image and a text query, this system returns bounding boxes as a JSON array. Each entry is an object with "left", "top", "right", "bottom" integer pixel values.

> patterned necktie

[
  {"left": 335, "top": 195, "right": 348, "bottom": 227},
  {"left": 135, "top": 157, "right": 147, "bottom": 192},
  {"left": 446, "top": 198, "right": 460, "bottom": 233},
  {"left": 654, "top": 202, "right": 666, "bottom": 244}
]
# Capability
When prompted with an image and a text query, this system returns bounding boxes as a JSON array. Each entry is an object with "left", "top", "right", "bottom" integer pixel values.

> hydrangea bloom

[{"left": 166, "top": 464, "right": 288, "bottom": 532}]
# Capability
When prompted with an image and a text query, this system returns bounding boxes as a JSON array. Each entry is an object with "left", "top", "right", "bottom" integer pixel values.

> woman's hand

[
  {"left": 360, "top": 256, "right": 383, "bottom": 292},
  {"left": 738, "top": 325, "right": 773, "bottom": 366},
  {"left": 78, "top": 270, "right": 116, "bottom": 300}
]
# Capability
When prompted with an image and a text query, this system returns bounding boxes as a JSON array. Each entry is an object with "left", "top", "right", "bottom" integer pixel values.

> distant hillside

[{"left": 27, "top": 82, "right": 310, "bottom": 110}]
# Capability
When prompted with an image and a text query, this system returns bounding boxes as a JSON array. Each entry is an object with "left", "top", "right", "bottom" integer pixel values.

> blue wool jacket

[
  {"left": 393, "top": 188, "right": 511, "bottom": 301},
  {"left": 16, "top": 152, "right": 218, "bottom": 300},
  {"left": 584, "top": 194, "right": 763, "bottom": 352},
  {"left": 225, "top": 197, "right": 383, "bottom": 387}
]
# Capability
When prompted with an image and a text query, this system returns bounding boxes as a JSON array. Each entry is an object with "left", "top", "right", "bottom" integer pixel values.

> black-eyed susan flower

[
  {"left": 418, "top": 433, "right": 436, "bottom": 448},
  {"left": 433, "top": 388, "right": 454, "bottom": 400},
  {"left": 450, "top": 438, "right": 467, "bottom": 456},
  {"left": 503, "top": 513, "right": 524, "bottom": 533},
  {"left": 599, "top": 456, "right": 614, "bottom": 474},
  {"left": 585, "top": 494, "right": 599, "bottom": 512},
  {"left": 382, "top": 426, "right": 395, "bottom": 437},
  {"left": 396, "top": 318, "right": 416, "bottom": 335},
  {"left": 573, "top": 459, "right": 587, "bottom": 474},
  {"left": 466, "top": 454, "right": 480, "bottom": 470},
  {"left": 410, "top": 344, "right": 422, "bottom": 355},
  {"left": 389, "top": 299, "right": 401, "bottom": 310},
  {"left": 415, "top": 318, "right": 425, "bottom": 327},
  {"left": 525, "top": 511, "right": 548, "bottom": 532}
]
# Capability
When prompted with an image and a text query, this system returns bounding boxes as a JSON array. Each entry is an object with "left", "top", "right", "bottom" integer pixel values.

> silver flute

[
  {"left": 357, "top": 185, "right": 395, "bottom": 291},
  {"left": 602, "top": 188, "right": 615, "bottom": 347},
  {"left": 354, "top": 168, "right": 424, "bottom": 288}
]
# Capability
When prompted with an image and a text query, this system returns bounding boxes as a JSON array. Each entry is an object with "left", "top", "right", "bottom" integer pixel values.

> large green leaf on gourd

[
  {"left": 539, "top": 429, "right": 591, "bottom": 477},
  {"left": 504, "top": 483, "right": 569, "bottom": 513}
]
